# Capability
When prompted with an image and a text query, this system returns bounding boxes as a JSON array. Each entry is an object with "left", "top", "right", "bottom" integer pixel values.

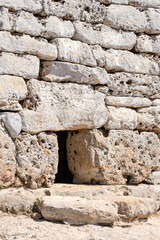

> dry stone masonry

[{"left": 0, "top": 0, "right": 160, "bottom": 225}]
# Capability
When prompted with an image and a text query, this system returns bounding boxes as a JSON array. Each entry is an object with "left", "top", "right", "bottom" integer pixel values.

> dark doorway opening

[{"left": 55, "top": 131, "right": 73, "bottom": 183}]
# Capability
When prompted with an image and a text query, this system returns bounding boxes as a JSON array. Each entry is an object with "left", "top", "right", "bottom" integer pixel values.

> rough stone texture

[
  {"left": 73, "top": 21, "right": 136, "bottom": 50},
  {"left": 146, "top": 8, "right": 160, "bottom": 34},
  {"left": 137, "top": 106, "right": 160, "bottom": 133},
  {"left": 99, "top": 0, "right": 160, "bottom": 8},
  {"left": 0, "top": 123, "right": 16, "bottom": 187},
  {"left": 146, "top": 171, "right": 160, "bottom": 185},
  {"left": 0, "top": 7, "right": 12, "bottom": 31},
  {"left": 0, "top": 31, "right": 57, "bottom": 60},
  {"left": 0, "top": 52, "right": 40, "bottom": 79},
  {"left": 15, "top": 132, "right": 58, "bottom": 189},
  {"left": 105, "top": 106, "right": 137, "bottom": 130},
  {"left": 12, "top": 11, "right": 75, "bottom": 39},
  {"left": 105, "top": 96, "right": 152, "bottom": 108},
  {"left": 20, "top": 79, "right": 107, "bottom": 133},
  {"left": 0, "top": 112, "right": 22, "bottom": 139},
  {"left": 0, "top": 0, "right": 43, "bottom": 13},
  {"left": 67, "top": 129, "right": 160, "bottom": 184},
  {"left": 52, "top": 38, "right": 97, "bottom": 67},
  {"left": 41, "top": 61, "right": 109, "bottom": 84},
  {"left": 104, "top": 50, "right": 159, "bottom": 75},
  {"left": 152, "top": 99, "right": 160, "bottom": 106},
  {"left": 96, "top": 73, "right": 160, "bottom": 99},
  {"left": 136, "top": 35, "right": 160, "bottom": 56},
  {"left": 39, "top": 195, "right": 118, "bottom": 225}
]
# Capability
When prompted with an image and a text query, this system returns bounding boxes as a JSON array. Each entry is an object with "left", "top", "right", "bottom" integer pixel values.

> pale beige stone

[
  {"left": 105, "top": 106, "right": 137, "bottom": 130},
  {"left": 52, "top": 38, "right": 97, "bottom": 67},
  {"left": 0, "top": 31, "right": 57, "bottom": 60},
  {"left": 100, "top": 0, "right": 160, "bottom": 8},
  {"left": 136, "top": 35, "right": 160, "bottom": 56},
  {"left": 15, "top": 132, "right": 58, "bottom": 189},
  {"left": 0, "top": 52, "right": 39, "bottom": 79},
  {"left": 0, "top": 7, "right": 12, "bottom": 31},
  {"left": 20, "top": 80, "right": 107, "bottom": 133},
  {"left": 152, "top": 99, "right": 160, "bottom": 106},
  {"left": 67, "top": 129, "right": 160, "bottom": 184},
  {"left": 73, "top": 21, "right": 136, "bottom": 50},
  {"left": 145, "top": 8, "right": 160, "bottom": 34},
  {"left": 146, "top": 171, "right": 160, "bottom": 185},
  {"left": 105, "top": 96, "right": 152, "bottom": 108},
  {"left": 41, "top": 61, "right": 109, "bottom": 84},
  {"left": 0, "top": 100, "right": 22, "bottom": 111}
]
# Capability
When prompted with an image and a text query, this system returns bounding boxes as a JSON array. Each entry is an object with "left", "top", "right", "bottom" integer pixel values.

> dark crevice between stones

[{"left": 55, "top": 131, "right": 73, "bottom": 183}]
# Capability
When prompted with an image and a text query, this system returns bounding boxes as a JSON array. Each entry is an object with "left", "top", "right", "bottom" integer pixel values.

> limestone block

[
  {"left": 0, "top": 0, "right": 43, "bottom": 13},
  {"left": 136, "top": 35, "right": 160, "bottom": 56},
  {"left": 0, "top": 52, "right": 39, "bottom": 79},
  {"left": 105, "top": 5, "right": 147, "bottom": 32},
  {"left": 0, "top": 112, "right": 22, "bottom": 139},
  {"left": 99, "top": 0, "right": 160, "bottom": 8},
  {"left": 137, "top": 106, "right": 160, "bottom": 133},
  {"left": 73, "top": 21, "right": 136, "bottom": 50},
  {"left": 13, "top": 11, "right": 75, "bottom": 39},
  {"left": 0, "top": 7, "right": 12, "bottom": 31},
  {"left": 152, "top": 99, "right": 160, "bottom": 106},
  {"left": 0, "top": 123, "right": 16, "bottom": 187},
  {"left": 39, "top": 196, "right": 118, "bottom": 225},
  {"left": 146, "top": 171, "right": 160, "bottom": 185},
  {"left": 0, "top": 100, "right": 22, "bottom": 111},
  {"left": 105, "top": 106, "right": 137, "bottom": 130},
  {"left": 145, "top": 8, "right": 160, "bottom": 34},
  {"left": 52, "top": 38, "right": 97, "bottom": 67},
  {"left": 91, "top": 45, "right": 106, "bottom": 67},
  {"left": 41, "top": 61, "right": 110, "bottom": 84},
  {"left": 0, "top": 31, "right": 57, "bottom": 60},
  {"left": 15, "top": 132, "right": 58, "bottom": 189},
  {"left": 20, "top": 80, "right": 107, "bottom": 133},
  {"left": 105, "top": 49, "right": 159, "bottom": 75},
  {"left": 67, "top": 129, "right": 160, "bottom": 184},
  {"left": 105, "top": 96, "right": 152, "bottom": 108},
  {"left": 96, "top": 73, "right": 160, "bottom": 99}
]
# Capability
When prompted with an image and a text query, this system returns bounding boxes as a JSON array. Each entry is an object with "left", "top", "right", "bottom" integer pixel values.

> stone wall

[{"left": 0, "top": 0, "right": 160, "bottom": 189}]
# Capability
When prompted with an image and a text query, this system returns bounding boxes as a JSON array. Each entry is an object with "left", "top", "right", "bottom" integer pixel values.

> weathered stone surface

[
  {"left": 105, "top": 96, "right": 152, "bottom": 108},
  {"left": 137, "top": 106, "right": 160, "bottom": 133},
  {"left": 0, "top": 31, "right": 57, "bottom": 60},
  {"left": 41, "top": 61, "right": 109, "bottom": 84},
  {"left": 20, "top": 80, "right": 107, "bottom": 133},
  {"left": 145, "top": 8, "right": 160, "bottom": 34},
  {"left": 96, "top": 73, "right": 160, "bottom": 99},
  {"left": 105, "top": 50, "right": 159, "bottom": 75},
  {"left": 0, "top": 0, "right": 43, "bottom": 13},
  {"left": 105, "top": 107, "right": 137, "bottom": 130},
  {"left": 99, "top": 0, "right": 160, "bottom": 8},
  {"left": 152, "top": 99, "right": 160, "bottom": 106},
  {"left": 67, "top": 129, "right": 160, "bottom": 184},
  {"left": 15, "top": 132, "right": 58, "bottom": 189},
  {"left": 0, "top": 7, "right": 12, "bottom": 31},
  {"left": 0, "top": 53, "right": 39, "bottom": 79},
  {"left": 0, "top": 112, "right": 22, "bottom": 139},
  {"left": 136, "top": 35, "right": 160, "bottom": 56},
  {"left": 39, "top": 196, "right": 118, "bottom": 225},
  {"left": 13, "top": 11, "right": 75, "bottom": 39},
  {"left": 0, "top": 123, "right": 16, "bottom": 187},
  {"left": 73, "top": 21, "right": 136, "bottom": 50},
  {"left": 146, "top": 171, "right": 160, "bottom": 185},
  {"left": 52, "top": 38, "right": 97, "bottom": 67},
  {"left": 0, "top": 100, "right": 22, "bottom": 111}
]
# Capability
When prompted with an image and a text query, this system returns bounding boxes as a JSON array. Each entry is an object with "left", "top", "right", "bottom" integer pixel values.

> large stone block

[
  {"left": 67, "top": 129, "right": 160, "bottom": 184},
  {"left": 145, "top": 8, "right": 160, "bottom": 34},
  {"left": 96, "top": 73, "right": 160, "bottom": 99},
  {"left": 105, "top": 49, "right": 159, "bottom": 75},
  {"left": 146, "top": 171, "right": 160, "bottom": 185},
  {"left": 41, "top": 61, "right": 109, "bottom": 84},
  {"left": 15, "top": 132, "right": 58, "bottom": 189},
  {"left": 52, "top": 38, "right": 97, "bottom": 67},
  {"left": 136, "top": 35, "right": 160, "bottom": 56},
  {"left": 20, "top": 80, "right": 107, "bottom": 133},
  {"left": 73, "top": 21, "right": 136, "bottom": 50},
  {"left": 0, "top": 123, "right": 16, "bottom": 187},
  {"left": 0, "top": 52, "right": 40, "bottom": 79},
  {"left": 0, "top": 7, "right": 12, "bottom": 31},
  {"left": 0, "top": 31, "right": 57, "bottom": 60}
]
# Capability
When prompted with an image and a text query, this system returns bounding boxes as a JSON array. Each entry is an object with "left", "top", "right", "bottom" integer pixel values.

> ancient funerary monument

[{"left": 0, "top": 0, "right": 160, "bottom": 225}]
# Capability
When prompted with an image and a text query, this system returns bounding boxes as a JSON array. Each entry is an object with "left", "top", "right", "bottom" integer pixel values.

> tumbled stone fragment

[
  {"left": 41, "top": 61, "right": 109, "bottom": 84},
  {"left": 20, "top": 80, "right": 107, "bottom": 133},
  {"left": 0, "top": 53, "right": 39, "bottom": 79},
  {"left": 73, "top": 21, "right": 136, "bottom": 50},
  {"left": 105, "top": 106, "right": 137, "bottom": 130},
  {"left": 136, "top": 35, "right": 160, "bottom": 56},
  {"left": 0, "top": 123, "right": 16, "bottom": 187},
  {"left": 105, "top": 50, "right": 159, "bottom": 75},
  {"left": 52, "top": 38, "right": 97, "bottom": 67},
  {"left": 15, "top": 132, "right": 58, "bottom": 189},
  {"left": 105, "top": 96, "right": 152, "bottom": 108},
  {"left": 67, "top": 129, "right": 160, "bottom": 184},
  {"left": 0, "top": 31, "right": 57, "bottom": 60},
  {"left": 146, "top": 171, "right": 160, "bottom": 185}
]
